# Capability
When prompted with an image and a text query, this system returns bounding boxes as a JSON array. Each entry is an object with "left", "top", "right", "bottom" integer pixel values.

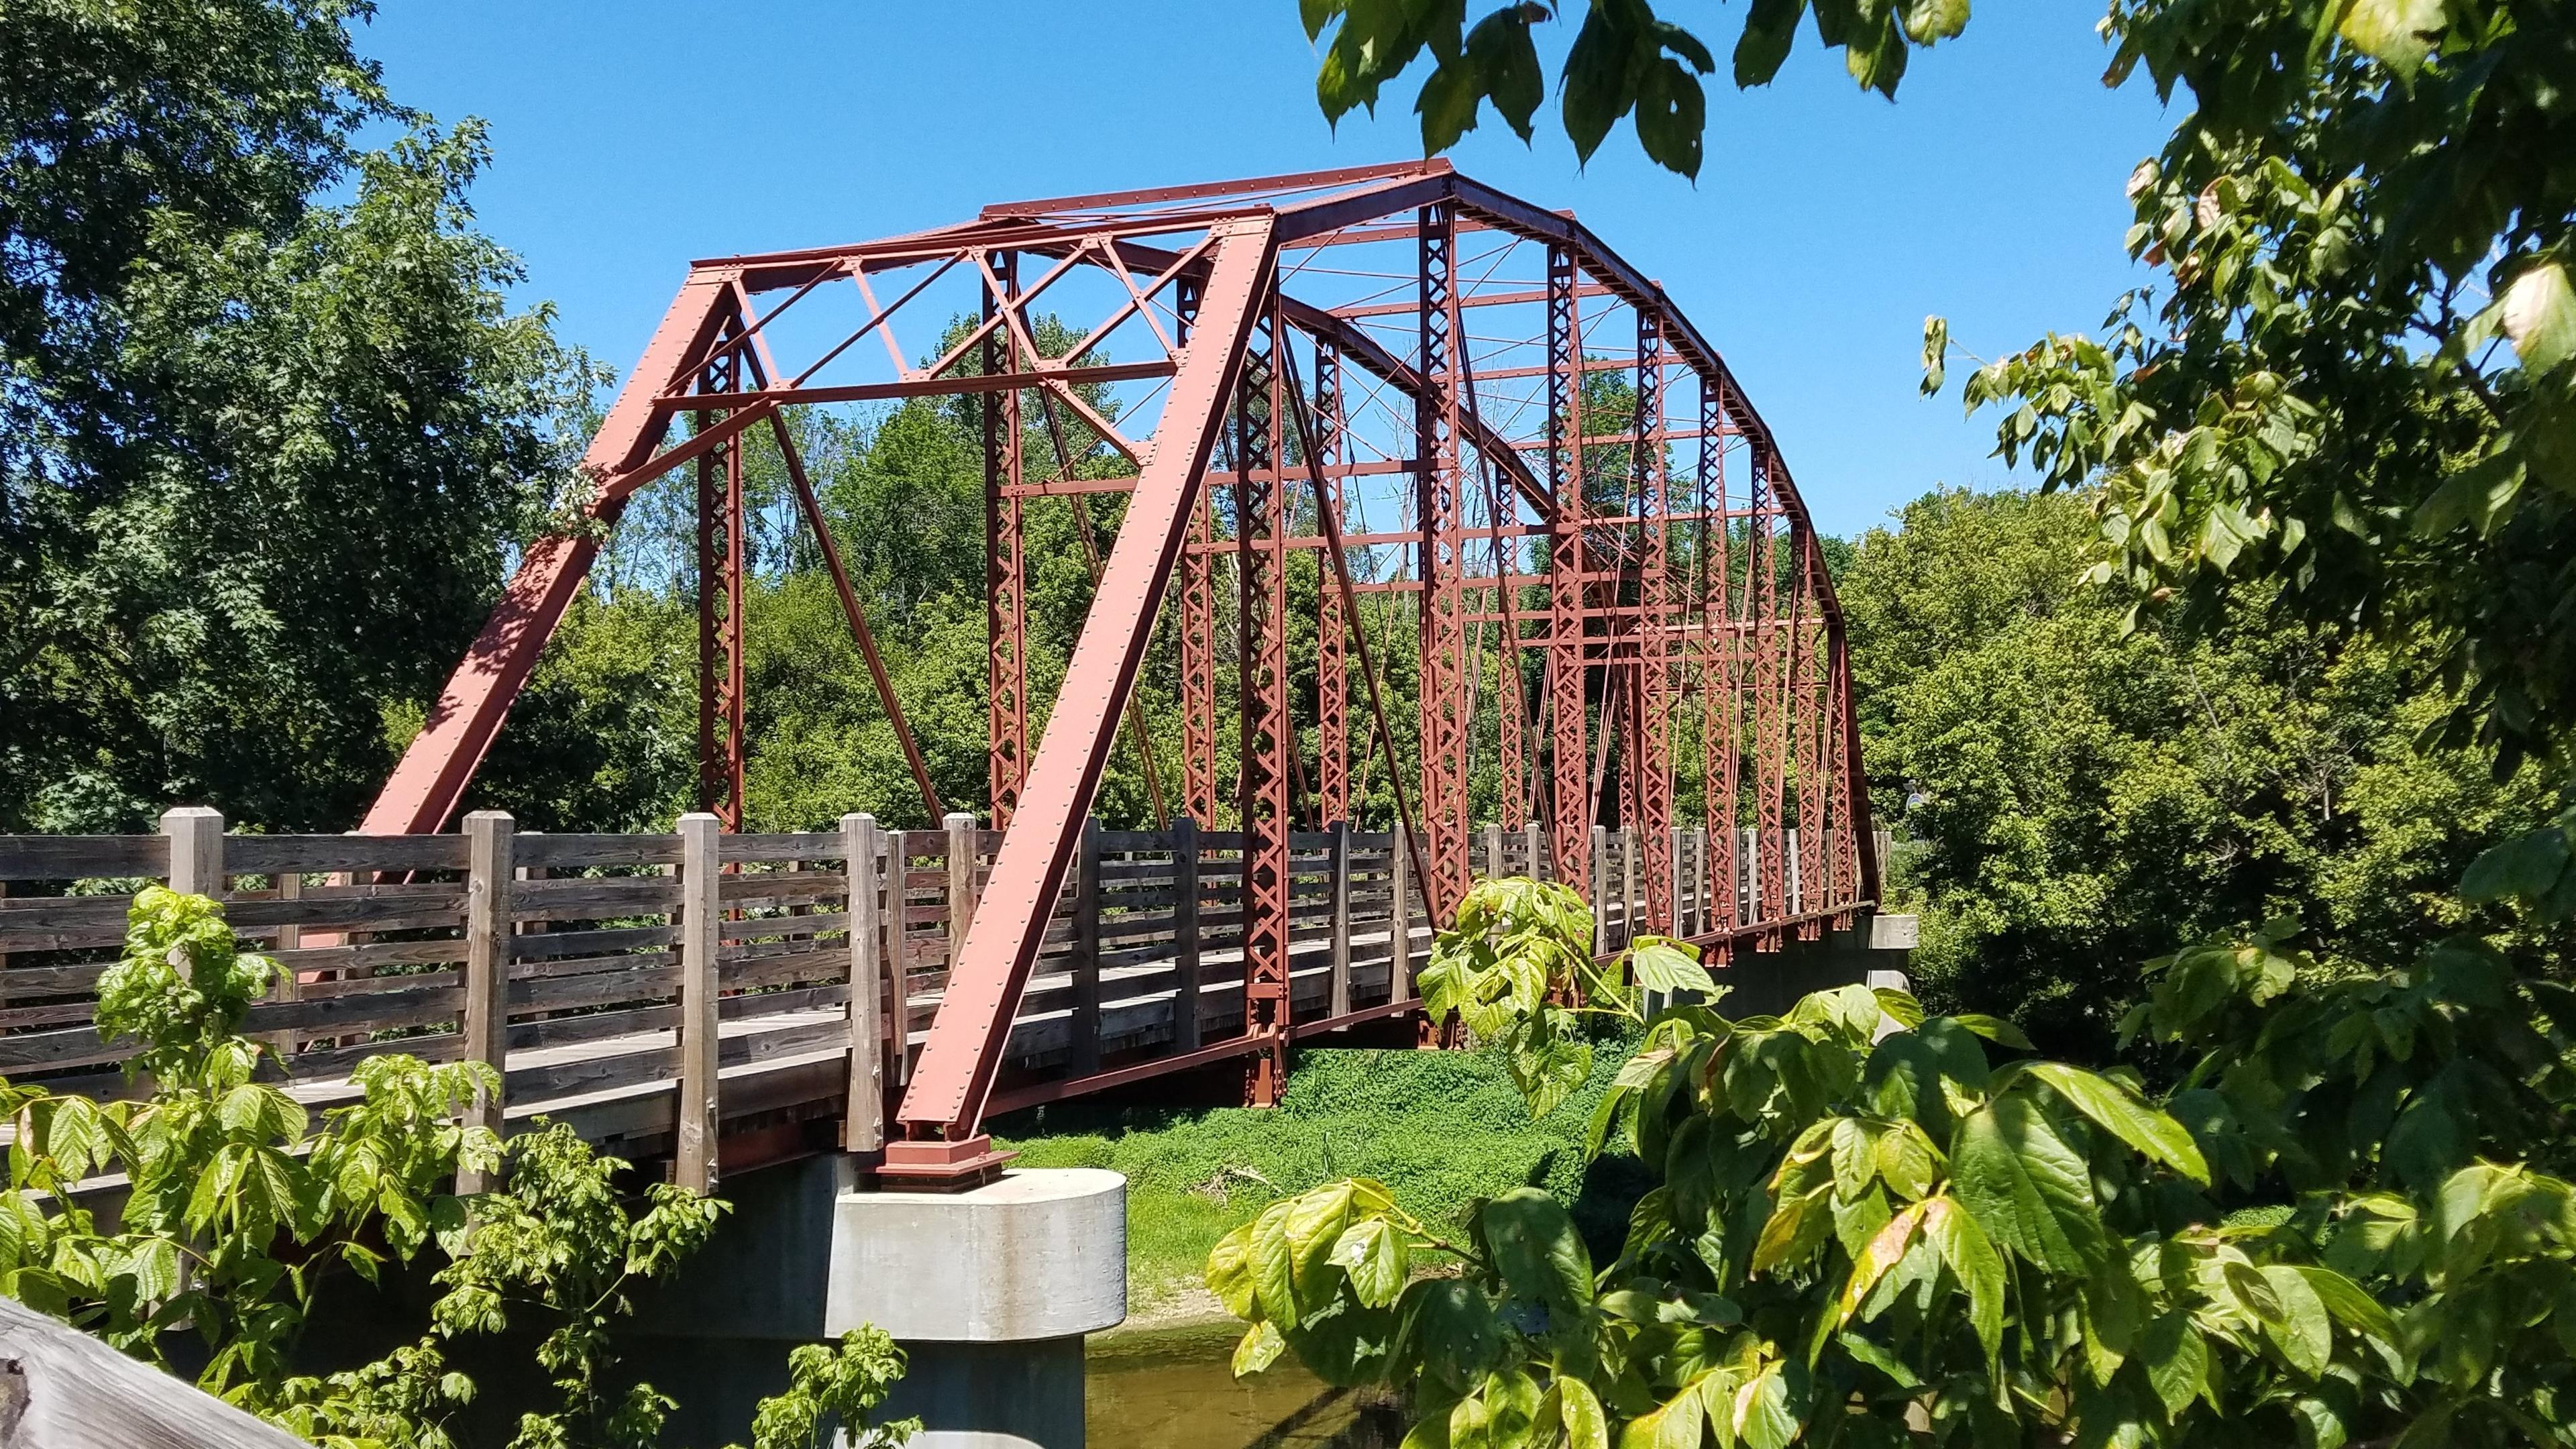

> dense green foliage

[
  {"left": 0, "top": 0, "right": 597, "bottom": 833},
  {"left": 1224, "top": 838, "right": 2576, "bottom": 1448},
  {"left": 0, "top": 888, "right": 500, "bottom": 1404},
  {"left": 0, "top": 890, "right": 913, "bottom": 1449},
  {"left": 1003, "top": 1040, "right": 1644, "bottom": 1309},
  {"left": 1840, "top": 486, "right": 2563, "bottom": 1055}
]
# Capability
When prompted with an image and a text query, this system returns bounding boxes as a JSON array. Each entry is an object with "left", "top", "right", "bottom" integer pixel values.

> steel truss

[{"left": 358, "top": 162, "right": 1880, "bottom": 1173}]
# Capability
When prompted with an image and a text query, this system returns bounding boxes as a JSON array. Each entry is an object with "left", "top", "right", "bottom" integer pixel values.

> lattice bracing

[{"left": 356, "top": 163, "right": 1878, "bottom": 1166}]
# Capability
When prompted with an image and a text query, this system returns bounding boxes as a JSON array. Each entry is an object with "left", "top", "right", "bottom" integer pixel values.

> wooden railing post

[
  {"left": 943, "top": 811, "right": 979, "bottom": 967},
  {"left": 459, "top": 811, "right": 513, "bottom": 1192},
  {"left": 841, "top": 813, "right": 885, "bottom": 1157},
  {"left": 676, "top": 812, "right": 722, "bottom": 1195},
  {"left": 1328, "top": 820, "right": 1352, "bottom": 1018},
  {"left": 1069, "top": 818, "right": 1103, "bottom": 1077},
  {"left": 1390, "top": 824, "right": 1415, "bottom": 994},
  {"left": 1589, "top": 824, "right": 1609, "bottom": 955},
  {"left": 1171, "top": 817, "right": 1201, "bottom": 1051},
  {"left": 1525, "top": 821, "right": 1544, "bottom": 883},
  {"left": 883, "top": 828, "right": 912, "bottom": 1084},
  {"left": 162, "top": 807, "right": 223, "bottom": 899},
  {"left": 1482, "top": 822, "right": 1503, "bottom": 880},
  {"left": 1621, "top": 826, "right": 1641, "bottom": 949}
]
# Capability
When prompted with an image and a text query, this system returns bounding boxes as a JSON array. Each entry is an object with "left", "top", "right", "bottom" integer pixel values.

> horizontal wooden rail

[{"left": 0, "top": 808, "right": 1890, "bottom": 1185}]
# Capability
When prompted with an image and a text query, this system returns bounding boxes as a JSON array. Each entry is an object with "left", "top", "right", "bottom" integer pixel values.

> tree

[
  {"left": 1219, "top": 854, "right": 2576, "bottom": 1448},
  {"left": 1296, "top": 0, "right": 2576, "bottom": 775},
  {"left": 1, "top": 0, "right": 598, "bottom": 833},
  {"left": 1841, "top": 486, "right": 2563, "bottom": 1057}
]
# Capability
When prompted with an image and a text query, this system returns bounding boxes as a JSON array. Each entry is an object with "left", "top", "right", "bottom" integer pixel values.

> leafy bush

[
  {"left": 1219, "top": 840, "right": 2576, "bottom": 1448},
  {"left": 1, "top": 888, "right": 914, "bottom": 1449}
]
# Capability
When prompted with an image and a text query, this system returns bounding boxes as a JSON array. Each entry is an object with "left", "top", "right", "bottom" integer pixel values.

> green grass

[{"left": 995, "top": 1040, "right": 1650, "bottom": 1313}]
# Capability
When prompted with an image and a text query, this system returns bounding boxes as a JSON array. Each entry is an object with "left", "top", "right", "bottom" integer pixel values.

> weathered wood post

[
  {"left": 676, "top": 812, "right": 722, "bottom": 1195},
  {"left": 883, "top": 828, "right": 912, "bottom": 1084},
  {"left": 1171, "top": 816, "right": 1201, "bottom": 1051},
  {"left": 1328, "top": 820, "right": 1352, "bottom": 1019},
  {"left": 1621, "top": 826, "right": 1641, "bottom": 949},
  {"left": 162, "top": 806, "right": 224, "bottom": 899},
  {"left": 160, "top": 809, "right": 224, "bottom": 995},
  {"left": 944, "top": 811, "right": 979, "bottom": 967},
  {"left": 1483, "top": 822, "right": 1503, "bottom": 881},
  {"left": 1672, "top": 826, "right": 1689, "bottom": 937},
  {"left": 1390, "top": 824, "right": 1415, "bottom": 994},
  {"left": 1069, "top": 818, "right": 1103, "bottom": 1077},
  {"left": 1525, "top": 821, "right": 1544, "bottom": 883},
  {"left": 841, "top": 812, "right": 886, "bottom": 1157},
  {"left": 1589, "top": 824, "right": 1609, "bottom": 956},
  {"left": 265, "top": 863, "right": 303, "bottom": 1061},
  {"left": 460, "top": 811, "right": 514, "bottom": 1192}
]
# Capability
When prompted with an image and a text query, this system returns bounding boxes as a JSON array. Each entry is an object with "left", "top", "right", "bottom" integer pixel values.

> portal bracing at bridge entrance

[{"left": 361, "top": 162, "right": 1879, "bottom": 1181}]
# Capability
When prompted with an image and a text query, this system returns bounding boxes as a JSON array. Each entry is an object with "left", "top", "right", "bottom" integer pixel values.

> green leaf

[
  {"left": 1232, "top": 1318, "right": 1286, "bottom": 1377},
  {"left": 2293, "top": 1264, "right": 2395, "bottom": 1343},
  {"left": 1558, "top": 1376, "right": 1611, "bottom": 1449},
  {"left": 1633, "top": 57, "right": 1708, "bottom": 179},
  {"left": 2139, "top": 1311, "right": 2208, "bottom": 1419},
  {"left": 2337, "top": 0, "right": 2445, "bottom": 76},
  {"left": 1329, "top": 1217, "right": 1406, "bottom": 1307},
  {"left": 1560, "top": 9, "right": 1637, "bottom": 162},
  {"left": 1922, "top": 1196, "right": 2005, "bottom": 1366},
  {"left": 2260, "top": 1263, "right": 2332, "bottom": 1377},
  {"left": 2502, "top": 260, "right": 2576, "bottom": 374},
  {"left": 1481, "top": 1188, "right": 1593, "bottom": 1348},
  {"left": 1951, "top": 1013, "right": 2033, "bottom": 1051},
  {"left": 2019, "top": 1063, "right": 2209, "bottom": 1184},
  {"left": 1951, "top": 1096, "right": 2098, "bottom": 1273},
  {"left": 1617, "top": 1372, "right": 1712, "bottom": 1449},
  {"left": 1731, "top": 1367, "right": 1796, "bottom": 1449},
  {"left": 1735, "top": 0, "right": 1808, "bottom": 86},
  {"left": 1405, "top": 1278, "right": 1506, "bottom": 1392},
  {"left": 1250, "top": 1201, "right": 1300, "bottom": 1328},
  {"left": 1466, "top": 7, "right": 1544, "bottom": 142},
  {"left": 1833, "top": 1200, "right": 1925, "bottom": 1330},
  {"left": 1900, "top": 0, "right": 1969, "bottom": 44},
  {"left": 1872, "top": 987, "right": 1926, "bottom": 1030},
  {"left": 1208, "top": 1220, "right": 1258, "bottom": 1318},
  {"left": 1632, "top": 939, "right": 1717, "bottom": 996}
]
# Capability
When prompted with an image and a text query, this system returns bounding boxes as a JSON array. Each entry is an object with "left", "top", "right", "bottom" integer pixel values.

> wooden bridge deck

[{"left": 0, "top": 813, "right": 1794, "bottom": 1183}]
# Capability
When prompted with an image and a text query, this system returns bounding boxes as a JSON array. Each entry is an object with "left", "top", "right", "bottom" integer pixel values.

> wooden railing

[{"left": 0, "top": 810, "right": 1890, "bottom": 1185}]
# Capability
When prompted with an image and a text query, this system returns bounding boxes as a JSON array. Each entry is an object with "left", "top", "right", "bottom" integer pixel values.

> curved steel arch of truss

[{"left": 360, "top": 160, "right": 1881, "bottom": 1175}]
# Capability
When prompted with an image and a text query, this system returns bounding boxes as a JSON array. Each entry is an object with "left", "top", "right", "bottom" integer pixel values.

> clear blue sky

[{"left": 360, "top": 2, "right": 2169, "bottom": 539}]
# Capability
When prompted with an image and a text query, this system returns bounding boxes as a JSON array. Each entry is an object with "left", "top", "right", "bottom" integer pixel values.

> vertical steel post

[
  {"left": 1236, "top": 315, "right": 1294, "bottom": 1106},
  {"left": 985, "top": 252, "right": 1029, "bottom": 829},
  {"left": 1416, "top": 203, "right": 1470, "bottom": 914},
  {"left": 1633, "top": 310, "right": 1675, "bottom": 933},
  {"left": 1699, "top": 380, "right": 1739, "bottom": 943},
  {"left": 1544, "top": 244, "right": 1591, "bottom": 899},
  {"left": 694, "top": 339, "right": 747, "bottom": 829},
  {"left": 1748, "top": 444, "right": 1789, "bottom": 936},
  {"left": 1313, "top": 345, "right": 1350, "bottom": 828}
]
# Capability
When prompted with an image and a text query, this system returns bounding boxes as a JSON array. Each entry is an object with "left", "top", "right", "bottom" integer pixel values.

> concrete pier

[
  {"left": 828, "top": 1168, "right": 1127, "bottom": 1449},
  {"left": 622, "top": 1159, "right": 1124, "bottom": 1449}
]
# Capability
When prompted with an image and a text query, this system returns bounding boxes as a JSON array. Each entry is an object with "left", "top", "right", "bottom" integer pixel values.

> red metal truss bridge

[{"left": 362, "top": 162, "right": 1879, "bottom": 1182}]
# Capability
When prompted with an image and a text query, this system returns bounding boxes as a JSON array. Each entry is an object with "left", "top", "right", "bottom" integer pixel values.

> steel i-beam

[
  {"left": 888, "top": 215, "right": 1279, "bottom": 1173},
  {"left": 1235, "top": 315, "right": 1294, "bottom": 1106}
]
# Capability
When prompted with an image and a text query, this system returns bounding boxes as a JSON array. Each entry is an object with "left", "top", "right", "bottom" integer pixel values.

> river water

[{"left": 1087, "top": 1322, "right": 1409, "bottom": 1448}]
